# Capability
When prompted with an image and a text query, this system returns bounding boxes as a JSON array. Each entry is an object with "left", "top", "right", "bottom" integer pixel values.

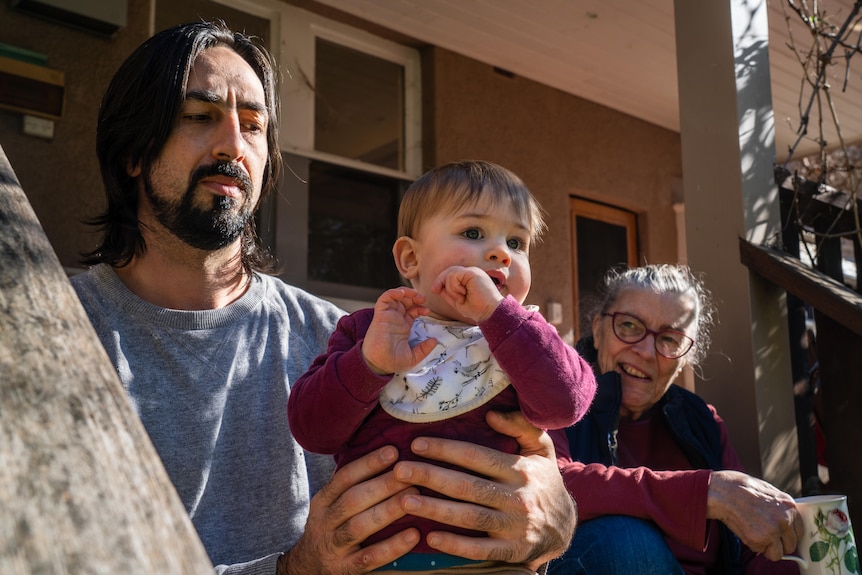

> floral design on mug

[{"left": 808, "top": 507, "right": 859, "bottom": 574}]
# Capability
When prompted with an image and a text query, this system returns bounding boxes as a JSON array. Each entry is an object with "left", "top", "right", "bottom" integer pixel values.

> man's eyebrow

[{"left": 185, "top": 89, "right": 268, "bottom": 114}]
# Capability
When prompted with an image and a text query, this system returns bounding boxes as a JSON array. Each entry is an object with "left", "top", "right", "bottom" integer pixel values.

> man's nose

[{"left": 213, "top": 114, "right": 245, "bottom": 162}]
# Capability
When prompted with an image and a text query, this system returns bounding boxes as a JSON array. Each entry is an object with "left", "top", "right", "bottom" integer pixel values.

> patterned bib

[{"left": 379, "top": 316, "right": 511, "bottom": 423}]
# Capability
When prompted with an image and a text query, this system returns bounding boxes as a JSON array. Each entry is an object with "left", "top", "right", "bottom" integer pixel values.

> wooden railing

[
  {"left": 740, "top": 238, "right": 862, "bottom": 526},
  {"left": 739, "top": 240, "right": 862, "bottom": 335}
]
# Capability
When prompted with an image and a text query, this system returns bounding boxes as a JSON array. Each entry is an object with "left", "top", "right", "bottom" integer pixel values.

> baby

[{"left": 289, "top": 160, "right": 596, "bottom": 572}]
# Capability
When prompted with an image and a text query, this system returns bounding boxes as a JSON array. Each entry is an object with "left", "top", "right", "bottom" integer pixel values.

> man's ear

[
  {"left": 127, "top": 159, "right": 142, "bottom": 178},
  {"left": 393, "top": 236, "right": 419, "bottom": 280}
]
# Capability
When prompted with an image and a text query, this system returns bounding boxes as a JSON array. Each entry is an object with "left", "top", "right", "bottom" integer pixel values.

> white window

[
  {"left": 278, "top": 4, "right": 422, "bottom": 177},
  {"left": 268, "top": 3, "right": 422, "bottom": 308}
]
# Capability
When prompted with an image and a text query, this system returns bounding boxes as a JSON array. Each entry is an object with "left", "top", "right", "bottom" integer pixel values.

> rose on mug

[
  {"left": 808, "top": 506, "right": 858, "bottom": 574},
  {"left": 825, "top": 509, "right": 852, "bottom": 538}
]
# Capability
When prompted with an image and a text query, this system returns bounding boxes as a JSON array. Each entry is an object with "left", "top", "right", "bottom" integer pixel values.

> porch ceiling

[{"left": 315, "top": 0, "right": 862, "bottom": 162}]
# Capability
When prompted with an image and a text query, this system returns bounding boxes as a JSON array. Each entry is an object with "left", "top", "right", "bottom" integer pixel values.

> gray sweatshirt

[{"left": 72, "top": 264, "right": 342, "bottom": 574}]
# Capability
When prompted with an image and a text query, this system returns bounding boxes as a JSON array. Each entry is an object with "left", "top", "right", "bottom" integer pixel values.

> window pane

[
  {"left": 315, "top": 38, "right": 405, "bottom": 170},
  {"left": 308, "top": 161, "right": 403, "bottom": 290}
]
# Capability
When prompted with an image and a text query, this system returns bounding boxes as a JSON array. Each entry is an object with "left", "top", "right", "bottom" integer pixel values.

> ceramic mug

[{"left": 782, "top": 495, "right": 859, "bottom": 574}]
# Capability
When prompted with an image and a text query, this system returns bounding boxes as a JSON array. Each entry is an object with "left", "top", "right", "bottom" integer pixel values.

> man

[{"left": 72, "top": 21, "right": 575, "bottom": 575}]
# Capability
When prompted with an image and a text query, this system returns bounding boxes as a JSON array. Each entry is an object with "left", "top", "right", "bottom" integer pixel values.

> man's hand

[
  {"left": 393, "top": 411, "right": 576, "bottom": 570},
  {"left": 707, "top": 470, "right": 803, "bottom": 561},
  {"left": 362, "top": 287, "right": 437, "bottom": 375},
  {"left": 280, "top": 446, "right": 420, "bottom": 575}
]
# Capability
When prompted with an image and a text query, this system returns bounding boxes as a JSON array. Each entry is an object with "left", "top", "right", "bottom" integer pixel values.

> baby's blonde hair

[{"left": 397, "top": 160, "right": 546, "bottom": 241}]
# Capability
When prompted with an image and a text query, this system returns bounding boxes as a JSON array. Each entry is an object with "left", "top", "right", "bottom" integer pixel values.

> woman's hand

[
  {"left": 392, "top": 410, "right": 576, "bottom": 570},
  {"left": 281, "top": 446, "right": 420, "bottom": 575},
  {"left": 706, "top": 470, "right": 803, "bottom": 561}
]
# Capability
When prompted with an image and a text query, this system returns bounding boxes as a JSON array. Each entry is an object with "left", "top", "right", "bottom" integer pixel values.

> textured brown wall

[
  {"left": 424, "top": 48, "right": 683, "bottom": 339},
  {"left": 0, "top": 0, "right": 152, "bottom": 270}
]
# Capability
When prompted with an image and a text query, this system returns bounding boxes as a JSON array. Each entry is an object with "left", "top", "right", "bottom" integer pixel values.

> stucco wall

[
  {"left": 424, "top": 47, "right": 683, "bottom": 339},
  {"left": 0, "top": 0, "right": 152, "bottom": 270}
]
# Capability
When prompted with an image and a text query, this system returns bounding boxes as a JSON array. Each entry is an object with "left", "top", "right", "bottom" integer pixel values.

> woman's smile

[{"left": 619, "top": 362, "right": 649, "bottom": 380}]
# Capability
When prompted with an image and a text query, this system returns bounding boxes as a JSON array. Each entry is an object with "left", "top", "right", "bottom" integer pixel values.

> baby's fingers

[
  {"left": 411, "top": 337, "right": 438, "bottom": 364},
  {"left": 432, "top": 277, "right": 467, "bottom": 304}
]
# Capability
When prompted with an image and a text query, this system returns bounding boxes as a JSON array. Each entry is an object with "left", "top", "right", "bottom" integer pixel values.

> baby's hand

[
  {"left": 431, "top": 266, "right": 504, "bottom": 324},
  {"left": 362, "top": 287, "right": 438, "bottom": 375}
]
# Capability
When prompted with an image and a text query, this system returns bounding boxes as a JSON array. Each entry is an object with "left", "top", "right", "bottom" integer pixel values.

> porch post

[{"left": 673, "top": 0, "right": 799, "bottom": 491}]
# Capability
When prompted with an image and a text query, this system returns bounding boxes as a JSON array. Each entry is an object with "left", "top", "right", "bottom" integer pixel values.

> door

[{"left": 571, "top": 197, "right": 638, "bottom": 340}]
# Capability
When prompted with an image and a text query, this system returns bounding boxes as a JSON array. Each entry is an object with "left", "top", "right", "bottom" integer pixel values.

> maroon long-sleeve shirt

[{"left": 289, "top": 295, "right": 596, "bottom": 553}]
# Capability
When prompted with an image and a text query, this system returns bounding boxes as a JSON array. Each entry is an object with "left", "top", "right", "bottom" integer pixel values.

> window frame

[
  {"left": 226, "top": 2, "right": 422, "bottom": 307},
  {"left": 278, "top": 2, "right": 422, "bottom": 180}
]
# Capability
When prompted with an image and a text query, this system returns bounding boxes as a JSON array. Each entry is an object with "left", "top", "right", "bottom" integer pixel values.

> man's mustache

[{"left": 190, "top": 162, "right": 253, "bottom": 196}]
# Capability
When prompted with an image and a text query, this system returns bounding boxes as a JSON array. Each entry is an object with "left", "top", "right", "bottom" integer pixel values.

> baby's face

[{"left": 407, "top": 196, "right": 533, "bottom": 318}]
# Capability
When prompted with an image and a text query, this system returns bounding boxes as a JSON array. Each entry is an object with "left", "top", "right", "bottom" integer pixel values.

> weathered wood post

[{"left": 0, "top": 145, "right": 213, "bottom": 573}]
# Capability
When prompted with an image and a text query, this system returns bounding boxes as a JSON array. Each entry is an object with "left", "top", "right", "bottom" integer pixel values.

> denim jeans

[{"left": 547, "top": 515, "right": 684, "bottom": 575}]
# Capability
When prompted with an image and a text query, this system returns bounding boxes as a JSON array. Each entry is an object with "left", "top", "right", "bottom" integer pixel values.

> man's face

[{"left": 139, "top": 46, "right": 269, "bottom": 251}]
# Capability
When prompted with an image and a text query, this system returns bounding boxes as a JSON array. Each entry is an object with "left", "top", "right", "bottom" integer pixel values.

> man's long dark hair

[{"left": 82, "top": 20, "right": 281, "bottom": 274}]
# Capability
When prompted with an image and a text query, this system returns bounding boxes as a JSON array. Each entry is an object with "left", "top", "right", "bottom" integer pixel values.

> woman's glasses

[{"left": 602, "top": 312, "right": 695, "bottom": 359}]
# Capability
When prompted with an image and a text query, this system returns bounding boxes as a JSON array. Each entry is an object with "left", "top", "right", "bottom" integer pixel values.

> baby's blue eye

[
  {"left": 464, "top": 229, "right": 482, "bottom": 240},
  {"left": 507, "top": 238, "right": 523, "bottom": 250}
]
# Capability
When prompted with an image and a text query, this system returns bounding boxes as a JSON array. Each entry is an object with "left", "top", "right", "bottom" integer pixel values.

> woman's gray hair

[{"left": 597, "top": 263, "right": 716, "bottom": 366}]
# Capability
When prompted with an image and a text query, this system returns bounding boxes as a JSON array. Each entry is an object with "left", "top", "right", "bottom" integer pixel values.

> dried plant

[{"left": 779, "top": 0, "right": 862, "bottom": 287}]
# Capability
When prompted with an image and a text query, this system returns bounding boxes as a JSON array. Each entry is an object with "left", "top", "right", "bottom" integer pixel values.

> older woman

[{"left": 550, "top": 264, "right": 802, "bottom": 575}]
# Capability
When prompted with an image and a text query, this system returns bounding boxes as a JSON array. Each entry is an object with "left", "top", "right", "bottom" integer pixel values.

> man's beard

[{"left": 144, "top": 162, "right": 255, "bottom": 251}]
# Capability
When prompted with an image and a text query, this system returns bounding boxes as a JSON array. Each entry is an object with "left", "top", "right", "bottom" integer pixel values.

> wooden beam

[
  {"left": 0, "top": 145, "right": 213, "bottom": 572},
  {"left": 739, "top": 238, "right": 862, "bottom": 336}
]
